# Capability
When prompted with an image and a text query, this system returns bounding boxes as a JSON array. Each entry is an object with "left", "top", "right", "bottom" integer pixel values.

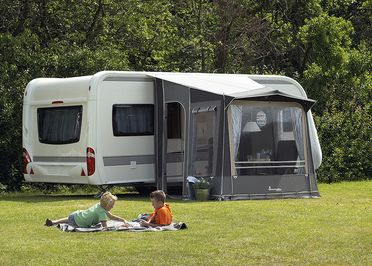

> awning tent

[{"left": 147, "top": 73, "right": 320, "bottom": 200}]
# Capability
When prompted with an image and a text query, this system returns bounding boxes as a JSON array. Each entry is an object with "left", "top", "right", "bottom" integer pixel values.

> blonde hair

[
  {"left": 150, "top": 190, "right": 166, "bottom": 203},
  {"left": 100, "top": 192, "right": 118, "bottom": 210}
]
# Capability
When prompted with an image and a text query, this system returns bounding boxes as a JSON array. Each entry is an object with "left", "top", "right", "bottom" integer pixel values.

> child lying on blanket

[
  {"left": 44, "top": 192, "right": 130, "bottom": 228},
  {"left": 139, "top": 190, "right": 173, "bottom": 228}
]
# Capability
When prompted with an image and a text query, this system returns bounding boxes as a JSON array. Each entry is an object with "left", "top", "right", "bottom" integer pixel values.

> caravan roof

[
  {"left": 25, "top": 71, "right": 312, "bottom": 103},
  {"left": 95, "top": 71, "right": 310, "bottom": 99}
]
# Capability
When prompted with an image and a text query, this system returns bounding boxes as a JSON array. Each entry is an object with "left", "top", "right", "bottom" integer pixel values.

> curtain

[
  {"left": 273, "top": 111, "right": 280, "bottom": 159},
  {"left": 114, "top": 105, "right": 154, "bottom": 135},
  {"left": 291, "top": 108, "right": 305, "bottom": 173},
  {"left": 230, "top": 105, "right": 243, "bottom": 160},
  {"left": 38, "top": 106, "right": 82, "bottom": 144}
]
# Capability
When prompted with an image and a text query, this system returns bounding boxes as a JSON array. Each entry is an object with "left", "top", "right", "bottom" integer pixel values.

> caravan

[{"left": 23, "top": 71, "right": 322, "bottom": 199}]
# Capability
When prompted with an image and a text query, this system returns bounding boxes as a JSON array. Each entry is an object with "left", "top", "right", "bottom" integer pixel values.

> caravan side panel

[{"left": 96, "top": 76, "right": 156, "bottom": 185}]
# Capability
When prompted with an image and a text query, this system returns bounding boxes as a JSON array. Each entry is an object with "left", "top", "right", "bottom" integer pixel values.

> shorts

[{"left": 68, "top": 212, "right": 79, "bottom": 227}]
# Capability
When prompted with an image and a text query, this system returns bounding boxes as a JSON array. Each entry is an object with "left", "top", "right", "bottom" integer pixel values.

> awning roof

[
  {"left": 147, "top": 72, "right": 265, "bottom": 97},
  {"left": 147, "top": 72, "right": 316, "bottom": 111},
  {"left": 238, "top": 90, "right": 316, "bottom": 112}
]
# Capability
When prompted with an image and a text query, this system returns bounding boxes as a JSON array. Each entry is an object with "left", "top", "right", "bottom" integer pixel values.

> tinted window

[
  {"left": 37, "top": 106, "right": 83, "bottom": 144},
  {"left": 113, "top": 104, "right": 154, "bottom": 136},
  {"left": 167, "top": 102, "right": 181, "bottom": 139},
  {"left": 191, "top": 109, "right": 216, "bottom": 177},
  {"left": 282, "top": 108, "right": 294, "bottom": 132},
  {"left": 230, "top": 103, "right": 306, "bottom": 176}
]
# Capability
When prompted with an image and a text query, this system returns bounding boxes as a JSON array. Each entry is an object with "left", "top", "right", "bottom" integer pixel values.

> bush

[{"left": 315, "top": 104, "right": 372, "bottom": 182}]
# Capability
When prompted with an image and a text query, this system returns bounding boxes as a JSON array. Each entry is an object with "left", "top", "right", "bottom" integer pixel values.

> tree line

[{"left": 0, "top": 0, "right": 370, "bottom": 190}]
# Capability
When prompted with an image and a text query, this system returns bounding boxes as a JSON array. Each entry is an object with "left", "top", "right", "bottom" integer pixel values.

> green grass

[{"left": 0, "top": 181, "right": 371, "bottom": 266}]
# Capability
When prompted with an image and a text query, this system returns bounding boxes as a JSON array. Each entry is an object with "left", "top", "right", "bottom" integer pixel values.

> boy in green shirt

[{"left": 45, "top": 192, "right": 129, "bottom": 228}]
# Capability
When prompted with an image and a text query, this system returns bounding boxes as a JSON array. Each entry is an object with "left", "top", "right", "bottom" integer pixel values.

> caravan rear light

[
  {"left": 86, "top": 147, "right": 95, "bottom": 176},
  {"left": 22, "top": 148, "right": 32, "bottom": 174},
  {"left": 81, "top": 168, "right": 86, "bottom": 176},
  {"left": 52, "top": 100, "right": 64, "bottom": 104}
]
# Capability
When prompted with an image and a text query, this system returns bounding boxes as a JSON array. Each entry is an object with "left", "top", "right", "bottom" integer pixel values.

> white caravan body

[
  {"left": 23, "top": 72, "right": 158, "bottom": 185},
  {"left": 22, "top": 71, "right": 322, "bottom": 188}
]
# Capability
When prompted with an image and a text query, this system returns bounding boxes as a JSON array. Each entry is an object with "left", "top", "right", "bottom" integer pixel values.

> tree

[
  {"left": 0, "top": 0, "right": 370, "bottom": 190},
  {"left": 298, "top": 13, "right": 371, "bottom": 182}
]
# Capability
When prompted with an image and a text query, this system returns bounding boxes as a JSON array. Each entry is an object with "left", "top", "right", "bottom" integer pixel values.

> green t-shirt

[{"left": 73, "top": 203, "right": 108, "bottom": 228}]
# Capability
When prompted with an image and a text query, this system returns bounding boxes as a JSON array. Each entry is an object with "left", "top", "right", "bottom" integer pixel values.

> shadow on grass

[
  {"left": 0, "top": 193, "right": 194, "bottom": 203},
  {"left": 0, "top": 193, "right": 152, "bottom": 203}
]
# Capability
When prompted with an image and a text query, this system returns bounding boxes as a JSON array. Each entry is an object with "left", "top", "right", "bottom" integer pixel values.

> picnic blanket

[{"left": 55, "top": 220, "right": 187, "bottom": 233}]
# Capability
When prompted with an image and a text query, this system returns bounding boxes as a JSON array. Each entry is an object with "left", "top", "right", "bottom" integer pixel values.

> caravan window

[
  {"left": 229, "top": 102, "right": 307, "bottom": 176},
  {"left": 37, "top": 106, "right": 83, "bottom": 144},
  {"left": 113, "top": 104, "right": 154, "bottom": 136}
]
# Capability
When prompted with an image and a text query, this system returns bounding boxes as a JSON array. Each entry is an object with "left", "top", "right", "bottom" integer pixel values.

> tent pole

[
  {"left": 154, "top": 79, "right": 166, "bottom": 192},
  {"left": 305, "top": 111, "right": 314, "bottom": 197},
  {"left": 220, "top": 95, "right": 226, "bottom": 199}
]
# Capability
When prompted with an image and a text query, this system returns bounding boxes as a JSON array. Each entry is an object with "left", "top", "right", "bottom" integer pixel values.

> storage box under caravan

[{"left": 23, "top": 71, "right": 322, "bottom": 199}]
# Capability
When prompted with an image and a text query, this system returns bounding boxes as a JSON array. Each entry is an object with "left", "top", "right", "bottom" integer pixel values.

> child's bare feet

[{"left": 44, "top": 218, "right": 54, "bottom": 226}]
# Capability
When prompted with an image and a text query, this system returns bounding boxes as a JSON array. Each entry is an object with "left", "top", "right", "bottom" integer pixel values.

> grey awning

[
  {"left": 237, "top": 90, "right": 316, "bottom": 112},
  {"left": 146, "top": 72, "right": 265, "bottom": 96}
]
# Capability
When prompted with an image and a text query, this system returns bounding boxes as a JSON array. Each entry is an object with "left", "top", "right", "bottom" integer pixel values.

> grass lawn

[{"left": 0, "top": 181, "right": 371, "bottom": 266}]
